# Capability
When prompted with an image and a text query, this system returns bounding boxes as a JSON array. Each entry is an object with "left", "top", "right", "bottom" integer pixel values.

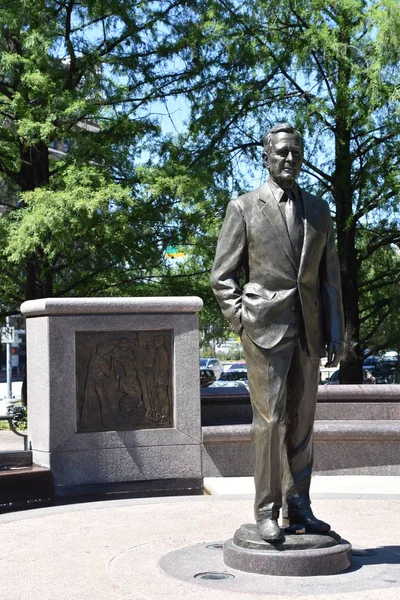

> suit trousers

[{"left": 241, "top": 327, "right": 320, "bottom": 521}]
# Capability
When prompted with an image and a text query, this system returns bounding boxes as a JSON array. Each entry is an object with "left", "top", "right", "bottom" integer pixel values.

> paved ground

[
  {"left": 204, "top": 475, "right": 400, "bottom": 496},
  {"left": 0, "top": 478, "right": 399, "bottom": 600},
  {"left": 0, "top": 379, "right": 398, "bottom": 599},
  {"left": 0, "top": 381, "right": 22, "bottom": 401},
  {"left": 0, "top": 430, "right": 26, "bottom": 451},
  {"left": 0, "top": 395, "right": 26, "bottom": 451}
]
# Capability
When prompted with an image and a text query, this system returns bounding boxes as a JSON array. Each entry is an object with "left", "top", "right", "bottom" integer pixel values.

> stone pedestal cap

[{"left": 20, "top": 296, "right": 203, "bottom": 317}]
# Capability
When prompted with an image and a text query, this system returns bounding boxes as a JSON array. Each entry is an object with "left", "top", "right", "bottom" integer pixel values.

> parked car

[
  {"left": 382, "top": 350, "right": 398, "bottom": 363},
  {"left": 200, "top": 368, "right": 216, "bottom": 387},
  {"left": 364, "top": 352, "right": 398, "bottom": 369},
  {"left": 369, "top": 364, "right": 400, "bottom": 384},
  {"left": 326, "top": 367, "right": 376, "bottom": 385},
  {"left": 219, "top": 369, "right": 248, "bottom": 382},
  {"left": 210, "top": 368, "right": 249, "bottom": 389},
  {"left": 209, "top": 369, "right": 249, "bottom": 389},
  {"left": 362, "top": 351, "right": 400, "bottom": 383},
  {"left": 200, "top": 357, "right": 224, "bottom": 379},
  {"left": 209, "top": 380, "right": 249, "bottom": 390},
  {"left": 319, "top": 367, "right": 338, "bottom": 384},
  {"left": 227, "top": 361, "right": 247, "bottom": 371},
  {"left": 363, "top": 355, "right": 382, "bottom": 369}
]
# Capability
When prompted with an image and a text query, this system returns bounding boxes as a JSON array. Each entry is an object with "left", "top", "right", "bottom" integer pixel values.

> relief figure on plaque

[
  {"left": 76, "top": 330, "right": 172, "bottom": 431},
  {"left": 80, "top": 342, "right": 114, "bottom": 428},
  {"left": 142, "top": 339, "right": 159, "bottom": 422},
  {"left": 153, "top": 334, "right": 170, "bottom": 423},
  {"left": 111, "top": 336, "right": 143, "bottom": 419}
]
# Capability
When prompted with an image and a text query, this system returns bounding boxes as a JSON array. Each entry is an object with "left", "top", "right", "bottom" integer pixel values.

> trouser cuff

[{"left": 256, "top": 506, "right": 280, "bottom": 521}]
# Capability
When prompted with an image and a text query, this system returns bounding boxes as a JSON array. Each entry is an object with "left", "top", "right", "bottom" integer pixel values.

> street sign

[
  {"left": 1, "top": 326, "right": 15, "bottom": 344},
  {"left": 165, "top": 245, "right": 186, "bottom": 259}
]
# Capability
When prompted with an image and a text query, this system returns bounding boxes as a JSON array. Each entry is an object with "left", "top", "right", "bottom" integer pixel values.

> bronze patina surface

[
  {"left": 211, "top": 123, "right": 345, "bottom": 543},
  {"left": 76, "top": 330, "right": 172, "bottom": 432}
]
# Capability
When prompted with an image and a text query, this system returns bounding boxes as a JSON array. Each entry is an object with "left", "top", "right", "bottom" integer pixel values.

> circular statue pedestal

[{"left": 223, "top": 524, "right": 352, "bottom": 576}]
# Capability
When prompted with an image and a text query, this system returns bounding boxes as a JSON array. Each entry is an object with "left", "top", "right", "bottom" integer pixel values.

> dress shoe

[
  {"left": 288, "top": 507, "right": 330, "bottom": 534},
  {"left": 256, "top": 518, "right": 283, "bottom": 542}
]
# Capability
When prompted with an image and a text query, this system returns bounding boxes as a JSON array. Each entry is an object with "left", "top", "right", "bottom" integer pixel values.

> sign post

[{"left": 1, "top": 318, "right": 14, "bottom": 399}]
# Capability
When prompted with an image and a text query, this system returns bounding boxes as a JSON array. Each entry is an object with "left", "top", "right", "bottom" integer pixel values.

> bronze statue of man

[{"left": 211, "top": 123, "right": 345, "bottom": 542}]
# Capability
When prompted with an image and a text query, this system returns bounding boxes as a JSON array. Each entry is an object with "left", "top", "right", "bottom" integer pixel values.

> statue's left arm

[{"left": 320, "top": 207, "right": 345, "bottom": 367}]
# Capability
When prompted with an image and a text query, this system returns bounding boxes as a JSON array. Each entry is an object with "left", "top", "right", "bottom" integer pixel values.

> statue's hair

[{"left": 262, "top": 123, "right": 303, "bottom": 153}]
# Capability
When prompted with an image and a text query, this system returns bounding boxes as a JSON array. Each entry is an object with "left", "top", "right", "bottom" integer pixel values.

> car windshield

[
  {"left": 220, "top": 370, "right": 248, "bottom": 381},
  {"left": 228, "top": 362, "right": 247, "bottom": 371},
  {"left": 200, "top": 358, "right": 208, "bottom": 367},
  {"left": 210, "top": 380, "right": 248, "bottom": 388}
]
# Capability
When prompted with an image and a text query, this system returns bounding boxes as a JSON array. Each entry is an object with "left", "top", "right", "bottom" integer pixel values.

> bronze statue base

[{"left": 223, "top": 523, "right": 352, "bottom": 576}]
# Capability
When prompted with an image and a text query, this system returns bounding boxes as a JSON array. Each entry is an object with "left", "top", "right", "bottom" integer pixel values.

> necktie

[{"left": 282, "top": 191, "right": 303, "bottom": 263}]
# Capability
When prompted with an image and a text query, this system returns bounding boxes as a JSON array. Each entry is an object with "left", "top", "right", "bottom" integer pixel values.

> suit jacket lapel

[
  {"left": 299, "top": 188, "right": 322, "bottom": 273},
  {"left": 258, "top": 181, "right": 297, "bottom": 270}
]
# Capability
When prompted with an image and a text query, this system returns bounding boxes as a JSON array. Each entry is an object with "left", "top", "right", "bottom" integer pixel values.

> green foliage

[
  {"left": 0, "top": 0, "right": 216, "bottom": 315},
  {"left": 358, "top": 241, "right": 400, "bottom": 353},
  {"left": 157, "top": 0, "right": 400, "bottom": 380},
  {"left": 6, "top": 404, "right": 27, "bottom": 431},
  {"left": 1, "top": 0, "right": 400, "bottom": 378},
  {"left": 5, "top": 166, "right": 130, "bottom": 262}
]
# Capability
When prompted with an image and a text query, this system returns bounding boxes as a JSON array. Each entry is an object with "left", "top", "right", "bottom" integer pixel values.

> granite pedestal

[
  {"left": 21, "top": 297, "right": 203, "bottom": 497},
  {"left": 223, "top": 523, "right": 352, "bottom": 576}
]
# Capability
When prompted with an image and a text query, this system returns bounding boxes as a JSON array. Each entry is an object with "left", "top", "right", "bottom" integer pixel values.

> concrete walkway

[
  {"left": 0, "top": 478, "right": 399, "bottom": 600},
  {"left": 0, "top": 430, "right": 26, "bottom": 451},
  {"left": 0, "top": 396, "right": 26, "bottom": 451},
  {"left": 204, "top": 475, "right": 400, "bottom": 497},
  {"left": 0, "top": 381, "right": 22, "bottom": 401}
]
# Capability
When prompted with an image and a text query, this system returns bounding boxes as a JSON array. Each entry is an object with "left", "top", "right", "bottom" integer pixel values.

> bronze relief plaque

[{"left": 76, "top": 330, "right": 172, "bottom": 432}]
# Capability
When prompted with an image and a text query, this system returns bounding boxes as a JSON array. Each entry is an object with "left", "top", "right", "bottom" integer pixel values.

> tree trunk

[
  {"left": 18, "top": 142, "right": 51, "bottom": 408},
  {"left": 19, "top": 142, "right": 49, "bottom": 192},
  {"left": 332, "top": 23, "right": 363, "bottom": 384},
  {"left": 18, "top": 142, "right": 52, "bottom": 301}
]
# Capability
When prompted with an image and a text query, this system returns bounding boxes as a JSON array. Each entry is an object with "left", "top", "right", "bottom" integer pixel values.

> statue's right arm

[{"left": 210, "top": 200, "right": 246, "bottom": 335}]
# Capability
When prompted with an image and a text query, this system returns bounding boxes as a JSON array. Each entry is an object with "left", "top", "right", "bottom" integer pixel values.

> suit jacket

[{"left": 210, "top": 180, "right": 345, "bottom": 358}]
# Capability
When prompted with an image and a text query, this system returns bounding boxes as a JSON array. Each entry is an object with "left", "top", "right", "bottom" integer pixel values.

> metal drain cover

[{"left": 194, "top": 571, "right": 235, "bottom": 581}]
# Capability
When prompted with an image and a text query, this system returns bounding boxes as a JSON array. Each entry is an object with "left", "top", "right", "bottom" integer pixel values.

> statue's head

[
  {"left": 262, "top": 123, "right": 304, "bottom": 189},
  {"left": 154, "top": 334, "right": 165, "bottom": 347},
  {"left": 132, "top": 333, "right": 139, "bottom": 348},
  {"left": 118, "top": 337, "right": 131, "bottom": 350}
]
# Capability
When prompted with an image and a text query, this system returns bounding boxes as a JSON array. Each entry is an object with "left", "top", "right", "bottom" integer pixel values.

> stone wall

[
  {"left": 202, "top": 386, "right": 400, "bottom": 477},
  {"left": 21, "top": 296, "right": 203, "bottom": 496}
]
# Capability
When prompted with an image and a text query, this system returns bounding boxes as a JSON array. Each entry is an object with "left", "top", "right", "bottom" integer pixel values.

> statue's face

[{"left": 264, "top": 132, "right": 303, "bottom": 188}]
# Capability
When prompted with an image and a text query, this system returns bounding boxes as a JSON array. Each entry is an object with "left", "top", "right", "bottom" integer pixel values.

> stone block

[
  {"left": 21, "top": 296, "right": 203, "bottom": 495},
  {"left": 316, "top": 402, "right": 400, "bottom": 420},
  {"left": 201, "top": 421, "right": 400, "bottom": 477}
]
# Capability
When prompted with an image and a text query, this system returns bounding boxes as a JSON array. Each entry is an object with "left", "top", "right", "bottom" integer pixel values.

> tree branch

[
  {"left": 302, "top": 159, "right": 333, "bottom": 184},
  {"left": 354, "top": 131, "right": 399, "bottom": 160},
  {"left": 359, "top": 270, "right": 400, "bottom": 294},
  {"left": 359, "top": 298, "right": 391, "bottom": 324},
  {"left": 361, "top": 309, "right": 391, "bottom": 344},
  {"left": 64, "top": 0, "right": 78, "bottom": 91},
  {"left": 358, "top": 232, "right": 400, "bottom": 262},
  {"left": 354, "top": 189, "right": 396, "bottom": 222},
  {"left": 0, "top": 83, "right": 13, "bottom": 100}
]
